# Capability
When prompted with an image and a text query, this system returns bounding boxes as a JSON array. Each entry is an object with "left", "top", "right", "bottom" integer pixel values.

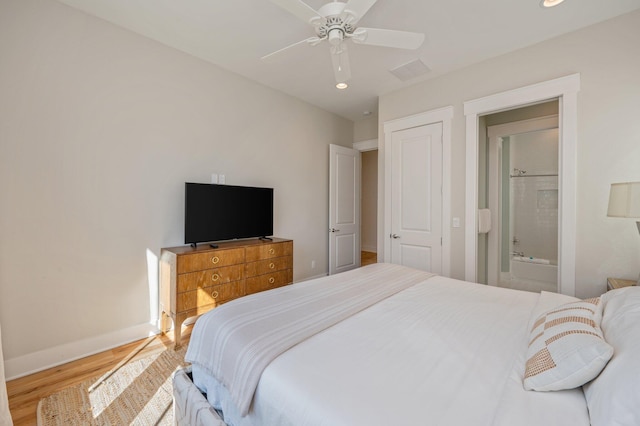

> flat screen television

[{"left": 184, "top": 183, "right": 273, "bottom": 245}]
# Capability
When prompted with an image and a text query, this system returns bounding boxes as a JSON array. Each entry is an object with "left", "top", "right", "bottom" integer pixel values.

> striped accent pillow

[{"left": 524, "top": 297, "right": 614, "bottom": 391}]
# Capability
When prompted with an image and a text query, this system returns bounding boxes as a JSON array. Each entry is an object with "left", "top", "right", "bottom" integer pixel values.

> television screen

[{"left": 185, "top": 183, "right": 273, "bottom": 244}]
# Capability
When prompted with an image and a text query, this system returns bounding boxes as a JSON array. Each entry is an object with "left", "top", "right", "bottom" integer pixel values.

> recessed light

[
  {"left": 336, "top": 82, "right": 348, "bottom": 90},
  {"left": 540, "top": 0, "right": 565, "bottom": 7}
]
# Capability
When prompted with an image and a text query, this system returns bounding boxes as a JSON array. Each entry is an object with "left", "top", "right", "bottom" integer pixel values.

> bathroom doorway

[
  {"left": 479, "top": 100, "right": 560, "bottom": 293},
  {"left": 465, "top": 74, "right": 579, "bottom": 296}
]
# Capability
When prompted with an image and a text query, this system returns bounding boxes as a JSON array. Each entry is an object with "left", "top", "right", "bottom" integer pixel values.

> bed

[{"left": 174, "top": 263, "right": 640, "bottom": 426}]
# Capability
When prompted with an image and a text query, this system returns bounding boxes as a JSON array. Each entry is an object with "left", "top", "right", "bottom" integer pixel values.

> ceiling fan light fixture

[
  {"left": 328, "top": 28, "right": 344, "bottom": 46},
  {"left": 540, "top": 0, "right": 565, "bottom": 8},
  {"left": 336, "top": 82, "right": 348, "bottom": 90}
]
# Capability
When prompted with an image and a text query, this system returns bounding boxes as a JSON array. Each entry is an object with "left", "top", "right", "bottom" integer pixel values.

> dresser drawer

[
  {"left": 197, "top": 281, "right": 245, "bottom": 307},
  {"left": 177, "top": 264, "right": 244, "bottom": 292},
  {"left": 245, "top": 241, "right": 293, "bottom": 262},
  {"left": 177, "top": 280, "right": 245, "bottom": 312},
  {"left": 177, "top": 248, "right": 245, "bottom": 274},
  {"left": 245, "top": 256, "right": 293, "bottom": 277},
  {"left": 245, "top": 269, "right": 292, "bottom": 294}
]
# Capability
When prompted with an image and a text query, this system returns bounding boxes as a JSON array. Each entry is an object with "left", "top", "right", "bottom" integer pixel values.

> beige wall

[
  {"left": 0, "top": 0, "right": 352, "bottom": 373},
  {"left": 380, "top": 10, "right": 640, "bottom": 298},
  {"left": 354, "top": 115, "right": 379, "bottom": 142}
]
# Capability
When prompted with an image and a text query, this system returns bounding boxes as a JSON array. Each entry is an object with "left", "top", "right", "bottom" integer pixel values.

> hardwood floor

[
  {"left": 361, "top": 251, "right": 377, "bottom": 266},
  {"left": 6, "top": 326, "right": 192, "bottom": 426}
]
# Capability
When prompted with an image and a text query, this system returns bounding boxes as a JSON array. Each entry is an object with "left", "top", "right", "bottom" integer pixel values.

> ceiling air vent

[{"left": 389, "top": 59, "right": 431, "bottom": 82}]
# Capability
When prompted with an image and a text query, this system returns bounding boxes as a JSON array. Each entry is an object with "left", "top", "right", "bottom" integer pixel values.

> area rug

[{"left": 37, "top": 342, "right": 188, "bottom": 426}]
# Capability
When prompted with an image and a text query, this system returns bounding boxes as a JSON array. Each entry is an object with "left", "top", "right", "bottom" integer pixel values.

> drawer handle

[
  {"left": 211, "top": 256, "right": 220, "bottom": 264},
  {"left": 268, "top": 248, "right": 275, "bottom": 255},
  {"left": 212, "top": 273, "right": 220, "bottom": 281},
  {"left": 269, "top": 262, "right": 275, "bottom": 269},
  {"left": 211, "top": 290, "right": 219, "bottom": 299},
  {"left": 268, "top": 277, "right": 275, "bottom": 284}
]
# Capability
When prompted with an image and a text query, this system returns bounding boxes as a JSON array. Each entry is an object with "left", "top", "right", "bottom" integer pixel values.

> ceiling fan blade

[
  {"left": 330, "top": 44, "right": 352, "bottom": 83},
  {"left": 269, "top": 0, "right": 322, "bottom": 24},
  {"left": 343, "top": 0, "right": 378, "bottom": 24},
  {"left": 351, "top": 28, "right": 425, "bottom": 50},
  {"left": 261, "top": 37, "right": 322, "bottom": 61}
]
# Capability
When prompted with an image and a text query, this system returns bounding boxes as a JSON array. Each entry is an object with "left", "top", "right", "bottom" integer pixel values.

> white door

[
  {"left": 329, "top": 144, "right": 361, "bottom": 275},
  {"left": 389, "top": 123, "right": 443, "bottom": 273}
]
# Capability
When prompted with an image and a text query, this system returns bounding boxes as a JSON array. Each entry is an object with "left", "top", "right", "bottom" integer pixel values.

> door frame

[
  {"left": 486, "top": 115, "right": 559, "bottom": 287},
  {"left": 464, "top": 74, "right": 580, "bottom": 296},
  {"left": 382, "top": 106, "right": 453, "bottom": 277},
  {"left": 353, "top": 139, "right": 378, "bottom": 256},
  {"left": 328, "top": 144, "right": 361, "bottom": 275}
]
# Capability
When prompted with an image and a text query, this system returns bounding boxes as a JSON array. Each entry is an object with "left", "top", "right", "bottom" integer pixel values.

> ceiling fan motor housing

[{"left": 315, "top": 2, "right": 354, "bottom": 45}]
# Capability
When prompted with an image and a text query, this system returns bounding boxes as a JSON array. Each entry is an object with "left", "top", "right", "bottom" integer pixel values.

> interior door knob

[
  {"left": 391, "top": 233, "right": 401, "bottom": 239},
  {"left": 330, "top": 228, "right": 341, "bottom": 233}
]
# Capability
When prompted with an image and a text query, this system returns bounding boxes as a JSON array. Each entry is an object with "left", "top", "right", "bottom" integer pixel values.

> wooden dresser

[{"left": 160, "top": 238, "right": 293, "bottom": 348}]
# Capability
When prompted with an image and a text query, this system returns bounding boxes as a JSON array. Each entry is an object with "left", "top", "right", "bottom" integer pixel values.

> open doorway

[
  {"left": 353, "top": 114, "right": 380, "bottom": 268},
  {"left": 478, "top": 100, "right": 560, "bottom": 293},
  {"left": 361, "top": 149, "right": 378, "bottom": 266},
  {"left": 464, "top": 74, "right": 580, "bottom": 296},
  {"left": 328, "top": 136, "right": 377, "bottom": 275}
]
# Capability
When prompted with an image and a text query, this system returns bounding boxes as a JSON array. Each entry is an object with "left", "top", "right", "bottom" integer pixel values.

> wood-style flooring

[
  {"left": 361, "top": 250, "right": 377, "bottom": 266},
  {"left": 6, "top": 326, "right": 192, "bottom": 426}
]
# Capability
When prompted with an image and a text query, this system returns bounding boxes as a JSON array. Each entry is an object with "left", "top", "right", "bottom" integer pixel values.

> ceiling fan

[{"left": 263, "top": 0, "right": 425, "bottom": 86}]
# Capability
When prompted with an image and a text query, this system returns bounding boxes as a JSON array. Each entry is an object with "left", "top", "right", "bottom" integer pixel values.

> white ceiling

[{"left": 57, "top": 0, "right": 640, "bottom": 121}]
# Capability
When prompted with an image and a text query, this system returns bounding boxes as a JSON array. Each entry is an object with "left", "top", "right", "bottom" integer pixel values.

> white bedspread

[
  {"left": 186, "top": 263, "right": 433, "bottom": 416},
  {"left": 191, "top": 267, "right": 590, "bottom": 426}
]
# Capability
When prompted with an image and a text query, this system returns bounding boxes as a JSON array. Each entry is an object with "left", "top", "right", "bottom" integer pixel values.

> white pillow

[
  {"left": 583, "top": 286, "right": 640, "bottom": 426},
  {"left": 523, "top": 297, "right": 613, "bottom": 391}
]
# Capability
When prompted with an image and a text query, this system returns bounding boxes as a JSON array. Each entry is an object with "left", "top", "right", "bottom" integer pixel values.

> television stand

[
  {"left": 259, "top": 236, "right": 273, "bottom": 241},
  {"left": 159, "top": 238, "right": 293, "bottom": 348}
]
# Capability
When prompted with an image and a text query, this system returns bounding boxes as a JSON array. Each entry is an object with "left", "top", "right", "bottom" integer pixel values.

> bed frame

[{"left": 173, "top": 367, "right": 226, "bottom": 426}]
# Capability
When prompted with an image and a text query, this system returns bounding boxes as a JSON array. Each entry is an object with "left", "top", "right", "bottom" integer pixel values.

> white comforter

[
  {"left": 190, "top": 264, "right": 590, "bottom": 426},
  {"left": 186, "top": 264, "right": 434, "bottom": 416}
]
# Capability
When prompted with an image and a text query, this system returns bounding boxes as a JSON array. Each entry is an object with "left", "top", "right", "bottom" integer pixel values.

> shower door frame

[{"left": 486, "top": 115, "right": 559, "bottom": 287}]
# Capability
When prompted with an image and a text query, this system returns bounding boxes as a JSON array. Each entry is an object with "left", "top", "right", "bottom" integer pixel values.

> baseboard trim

[
  {"left": 5, "top": 322, "right": 160, "bottom": 380},
  {"left": 295, "top": 272, "right": 328, "bottom": 283}
]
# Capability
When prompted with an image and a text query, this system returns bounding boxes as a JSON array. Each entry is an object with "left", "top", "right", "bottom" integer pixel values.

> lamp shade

[{"left": 607, "top": 182, "right": 640, "bottom": 218}]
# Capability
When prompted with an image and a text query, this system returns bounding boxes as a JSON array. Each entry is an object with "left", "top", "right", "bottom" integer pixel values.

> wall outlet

[
  {"left": 211, "top": 173, "right": 218, "bottom": 184},
  {"left": 219, "top": 174, "right": 226, "bottom": 184},
  {"left": 452, "top": 217, "right": 461, "bottom": 228},
  {"left": 311, "top": 260, "right": 316, "bottom": 269}
]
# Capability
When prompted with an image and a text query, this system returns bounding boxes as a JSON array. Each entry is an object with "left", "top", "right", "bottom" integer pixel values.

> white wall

[
  {"left": 0, "top": 0, "right": 352, "bottom": 377},
  {"left": 379, "top": 10, "right": 640, "bottom": 298}
]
